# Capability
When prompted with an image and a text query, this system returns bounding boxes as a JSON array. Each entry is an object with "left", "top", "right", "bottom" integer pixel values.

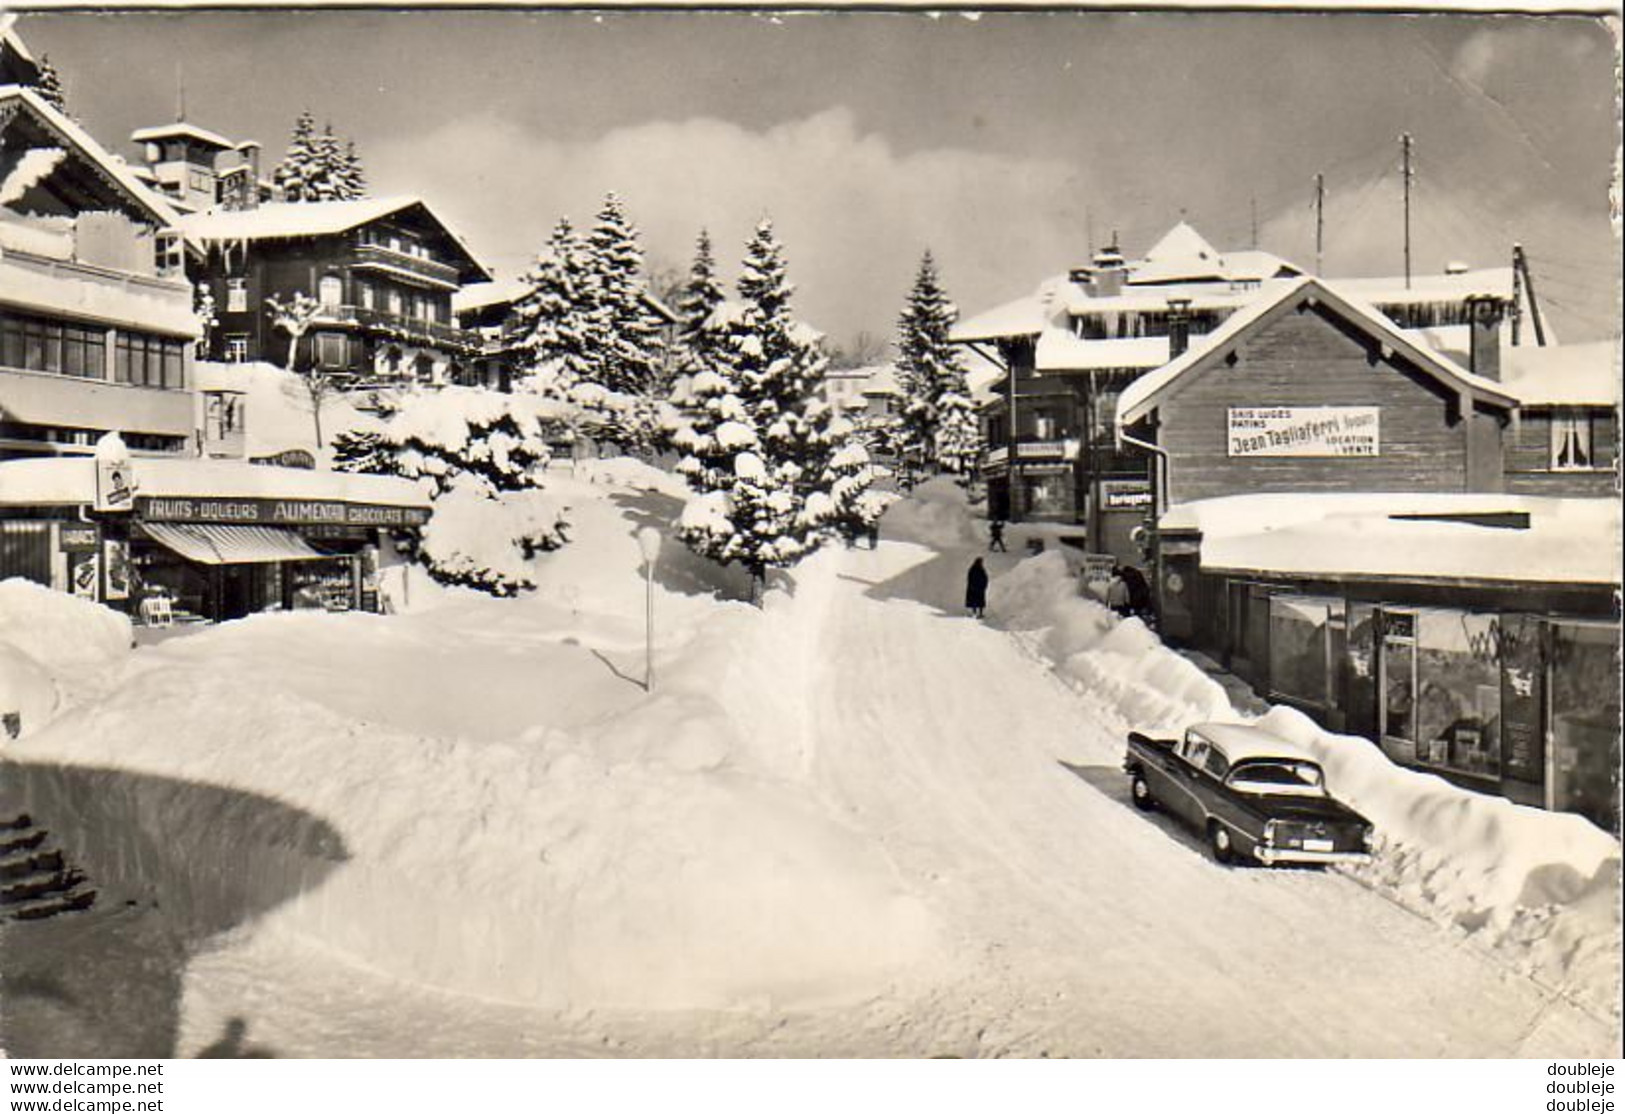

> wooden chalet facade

[
  {"left": 182, "top": 197, "right": 492, "bottom": 388},
  {"left": 1113, "top": 275, "right": 1620, "bottom": 830}
]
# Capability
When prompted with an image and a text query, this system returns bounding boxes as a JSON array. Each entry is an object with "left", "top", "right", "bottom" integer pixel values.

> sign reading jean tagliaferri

[{"left": 1227, "top": 407, "right": 1380, "bottom": 458}]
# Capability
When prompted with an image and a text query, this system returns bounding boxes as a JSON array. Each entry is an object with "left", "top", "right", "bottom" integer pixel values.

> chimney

[
  {"left": 236, "top": 142, "right": 261, "bottom": 210},
  {"left": 1089, "top": 233, "right": 1127, "bottom": 299},
  {"left": 1167, "top": 297, "right": 1192, "bottom": 359},
  {"left": 1467, "top": 295, "right": 1503, "bottom": 381}
]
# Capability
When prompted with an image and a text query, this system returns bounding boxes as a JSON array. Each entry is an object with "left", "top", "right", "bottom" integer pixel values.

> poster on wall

[
  {"left": 1499, "top": 616, "right": 1544, "bottom": 783},
  {"left": 71, "top": 552, "right": 100, "bottom": 601},
  {"left": 1227, "top": 407, "right": 1380, "bottom": 457}
]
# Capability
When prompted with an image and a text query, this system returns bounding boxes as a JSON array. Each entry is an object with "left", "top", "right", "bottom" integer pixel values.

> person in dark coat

[
  {"left": 1119, "top": 563, "right": 1152, "bottom": 618},
  {"left": 988, "top": 519, "right": 1007, "bottom": 552},
  {"left": 965, "top": 557, "right": 990, "bottom": 619}
]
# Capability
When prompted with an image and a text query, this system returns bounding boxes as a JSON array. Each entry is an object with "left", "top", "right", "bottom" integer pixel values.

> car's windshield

[{"left": 1226, "top": 760, "right": 1326, "bottom": 797}]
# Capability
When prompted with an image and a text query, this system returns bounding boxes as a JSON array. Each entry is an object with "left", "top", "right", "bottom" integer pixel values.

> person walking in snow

[
  {"left": 988, "top": 519, "right": 1007, "bottom": 552},
  {"left": 965, "top": 557, "right": 990, "bottom": 619},
  {"left": 1106, "top": 565, "right": 1132, "bottom": 617},
  {"left": 1119, "top": 563, "right": 1152, "bottom": 619}
]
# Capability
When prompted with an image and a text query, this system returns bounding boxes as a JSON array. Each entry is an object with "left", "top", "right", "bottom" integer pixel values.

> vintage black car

[{"left": 1123, "top": 722, "right": 1374, "bottom": 866}]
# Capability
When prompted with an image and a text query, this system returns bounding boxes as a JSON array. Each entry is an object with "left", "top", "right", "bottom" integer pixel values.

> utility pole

[
  {"left": 1401, "top": 132, "right": 1414, "bottom": 290},
  {"left": 1314, "top": 173, "right": 1325, "bottom": 275},
  {"left": 1250, "top": 197, "right": 1258, "bottom": 250},
  {"left": 1513, "top": 243, "right": 1548, "bottom": 347},
  {"left": 1509, "top": 243, "right": 1524, "bottom": 346}
]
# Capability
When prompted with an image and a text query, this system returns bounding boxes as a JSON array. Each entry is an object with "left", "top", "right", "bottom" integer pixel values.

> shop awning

[{"left": 141, "top": 523, "right": 329, "bottom": 566}]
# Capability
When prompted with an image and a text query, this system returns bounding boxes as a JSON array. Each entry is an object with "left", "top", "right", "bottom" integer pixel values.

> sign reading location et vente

[{"left": 1227, "top": 406, "right": 1381, "bottom": 458}]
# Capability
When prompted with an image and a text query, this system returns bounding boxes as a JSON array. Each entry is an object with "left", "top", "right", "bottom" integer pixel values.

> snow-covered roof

[
  {"left": 130, "top": 121, "right": 236, "bottom": 150},
  {"left": 452, "top": 277, "right": 531, "bottom": 314},
  {"left": 1336, "top": 267, "right": 1515, "bottom": 307},
  {"left": 0, "top": 455, "right": 427, "bottom": 509},
  {"left": 0, "top": 85, "right": 186, "bottom": 232},
  {"left": 1161, "top": 492, "right": 1620, "bottom": 587},
  {"left": 1221, "top": 249, "right": 1303, "bottom": 283},
  {"left": 858, "top": 363, "right": 900, "bottom": 396},
  {"left": 1498, "top": 341, "right": 1621, "bottom": 407},
  {"left": 1128, "top": 221, "right": 1230, "bottom": 285},
  {"left": 950, "top": 275, "right": 1075, "bottom": 343},
  {"left": 181, "top": 196, "right": 492, "bottom": 282},
  {"left": 1036, "top": 330, "right": 1171, "bottom": 372},
  {"left": 1116, "top": 276, "right": 1517, "bottom": 426},
  {"left": 1064, "top": 282, "right": 1285, "bottom": 317}
]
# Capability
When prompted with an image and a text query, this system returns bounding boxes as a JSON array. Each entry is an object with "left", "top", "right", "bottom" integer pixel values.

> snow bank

[
  {"left": 879, "top": 477, "right": 984, "bottom": 550},
  {"left": 0, "top": 578, "right": 132, "bottom": 675},
  {"left": 989, "top": 552, "right": 1232, "bottom": 731},
  {"left": 984, "top": 552, "right": 1621, "bottom": 1017},
  {"left": 0, "top": 579, "right": 131, "bottom": 740}
]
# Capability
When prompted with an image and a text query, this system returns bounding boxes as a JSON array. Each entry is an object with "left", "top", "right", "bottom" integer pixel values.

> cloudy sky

[{"left": 23, "top": 11, "right": 1619, "bottom": 349}]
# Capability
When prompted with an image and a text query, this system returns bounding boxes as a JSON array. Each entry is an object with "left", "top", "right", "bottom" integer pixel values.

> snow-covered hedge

[{"left": 416, "top": 476, "right": 570, "bottom": 597}]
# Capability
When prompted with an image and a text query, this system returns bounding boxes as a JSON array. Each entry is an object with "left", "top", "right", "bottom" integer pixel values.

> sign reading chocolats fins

[{"left": 135, "top": 496, "right": 430, "bottom": 528}]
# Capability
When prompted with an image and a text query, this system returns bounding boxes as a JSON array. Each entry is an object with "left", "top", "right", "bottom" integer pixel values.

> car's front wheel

[
  {"left": 1130, "top": 773, "right": 1155, "bottom": 812},
  {"left": 1208, "top": 821, "right": 1234, "bottom": 864}
]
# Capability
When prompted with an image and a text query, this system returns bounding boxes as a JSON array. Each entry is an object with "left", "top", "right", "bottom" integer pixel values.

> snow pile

[
  {"left": 0, "top": 578, "right": 132, "bottom": 739},
  {"left": 988, "top": 552, "right": 1231, "bottom": 731},
  {"left": 985, "top": 552, "right": 1621, "bottom": 1017},
  {"left": 878, "top": 476, "right": 984, "bottom": 550},
  {"left": 0, "top": 577, "right": 131, "bottom": 675}
]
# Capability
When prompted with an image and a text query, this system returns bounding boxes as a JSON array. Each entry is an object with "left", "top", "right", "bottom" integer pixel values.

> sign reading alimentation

[
  {"left": 1227, "top": 406, "right": 1380, "bottom": 458},
  {"left": 136, "top": 496, "right": 430, "bottom": 528}
]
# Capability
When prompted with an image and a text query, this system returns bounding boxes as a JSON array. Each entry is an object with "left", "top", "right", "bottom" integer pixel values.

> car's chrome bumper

[{"left": 1254, "top": 846, "right": 1372, "bottom": 865}]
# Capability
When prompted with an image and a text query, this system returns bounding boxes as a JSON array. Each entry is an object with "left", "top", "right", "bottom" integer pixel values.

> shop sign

[
  {"left": 136, "top": 497, "right": 430, "bottom": 528},
  {"left": 59, "top": 524, "right": 100, "bottom": 553},
  {"left": 1227, "top": 407, "right": 1380, "bottom": 458},
  {"left": 94, "top": 433, "right": 137, "bottom": 512},
  {"left": 1100, "top": 480, "right": 1152, "bottom": 511}
]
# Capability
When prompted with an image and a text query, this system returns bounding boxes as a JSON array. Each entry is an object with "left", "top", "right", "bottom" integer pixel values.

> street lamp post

[{"left": 636, "top": 527, "right": 662, "bottom": 691}]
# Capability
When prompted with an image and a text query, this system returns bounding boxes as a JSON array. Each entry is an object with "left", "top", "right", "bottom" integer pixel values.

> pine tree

[
  {"left": 676, "top": 228, "right": 728, "bottom": 374},
  {"left": 676, "top": 219, "right": 853, "bottom": 603},
  {"left": 338, "top": 139, "right": 367, "bottom": 200},
  {"left": 894, "top": 250, "right": 977, "bottom": 485},
  {"left": 311, "top": 123, "right": 344, "bottom": 201},
  {"left": 35, "top": 56, "right": 66, "bottom": 114},
  {"left": 575, "top": 193, "right": 665, "bottom": 451},
  {"left": 273, "top": 111, "right": 320, "bottom": 202}
]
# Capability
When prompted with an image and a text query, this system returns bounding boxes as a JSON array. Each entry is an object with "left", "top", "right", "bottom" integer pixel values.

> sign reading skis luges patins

[
  {"left": 135, "top": 496, "right": 429, "bottom": 528},
  {"left": 1227, "top": 407, "right": 1380, "bottom": 458}
]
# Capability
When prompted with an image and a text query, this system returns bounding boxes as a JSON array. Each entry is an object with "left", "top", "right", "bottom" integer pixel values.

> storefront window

[
  {"left": 1549, "top": 622, "right": 1620, "bottom": 832},
  {"left": 1269, "top": 595, "right": 1340, "bottom": 710},
  {"left": 1380, "top": 610, "right": 1417, "bottom": 748},
  {"left": 1414, "top": 610, "right": 1501, "bottom": 779},
  {"left": 1023, "top": 473, "right": 1070, "bottom": 515}
]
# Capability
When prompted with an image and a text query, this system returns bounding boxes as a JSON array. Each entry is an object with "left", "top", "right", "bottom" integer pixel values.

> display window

[
  {"left": 1412, "top": 610, "right": 1502, "bottom": 780},
  {"left": 1549, "top": 621, "right": 1621, "bottom": 833}
]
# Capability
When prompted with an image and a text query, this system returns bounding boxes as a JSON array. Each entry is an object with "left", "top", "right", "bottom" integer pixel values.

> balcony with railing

[
  {"left": 312, "top": 304, "right": 483, "bottom": 354},
  {"left": 350, "top": 243, "right": 461, "bottom": 289}
]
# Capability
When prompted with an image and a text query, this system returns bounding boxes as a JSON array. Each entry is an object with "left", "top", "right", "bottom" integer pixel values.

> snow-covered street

[{"left": 2, "top": 469, "right": 1616, "bottom": 1058}]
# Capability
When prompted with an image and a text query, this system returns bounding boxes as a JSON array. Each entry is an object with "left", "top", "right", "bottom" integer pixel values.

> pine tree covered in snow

[
  {"left": 894, "top": 251, "right": 980, "bottom": 485},
  {"left": 820, "top": 423, "right": 895, "bottom": 545},
  {"left": 34, "top": 56, "right": 66, "bottom": 113},
  {"left": 511, "top": 218, "right": 613, "bottom": 449},
  {"left": 272, "top": 111, "right": 320, "bottom": 202},
  {"left": 337, "top": 139, "right": 367, "bottom": 199},
  {"left": 676, "top": 220, "right": 862, "bottom": 601},
  {"left": 579, "top": 193, "right": 666, "bottom": 453},
  {"left": 272, "top": 113, "right": 366, "bottom": 202},
  {"left": 676, "top": 229, "right": 728, "bottom": 374}
]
